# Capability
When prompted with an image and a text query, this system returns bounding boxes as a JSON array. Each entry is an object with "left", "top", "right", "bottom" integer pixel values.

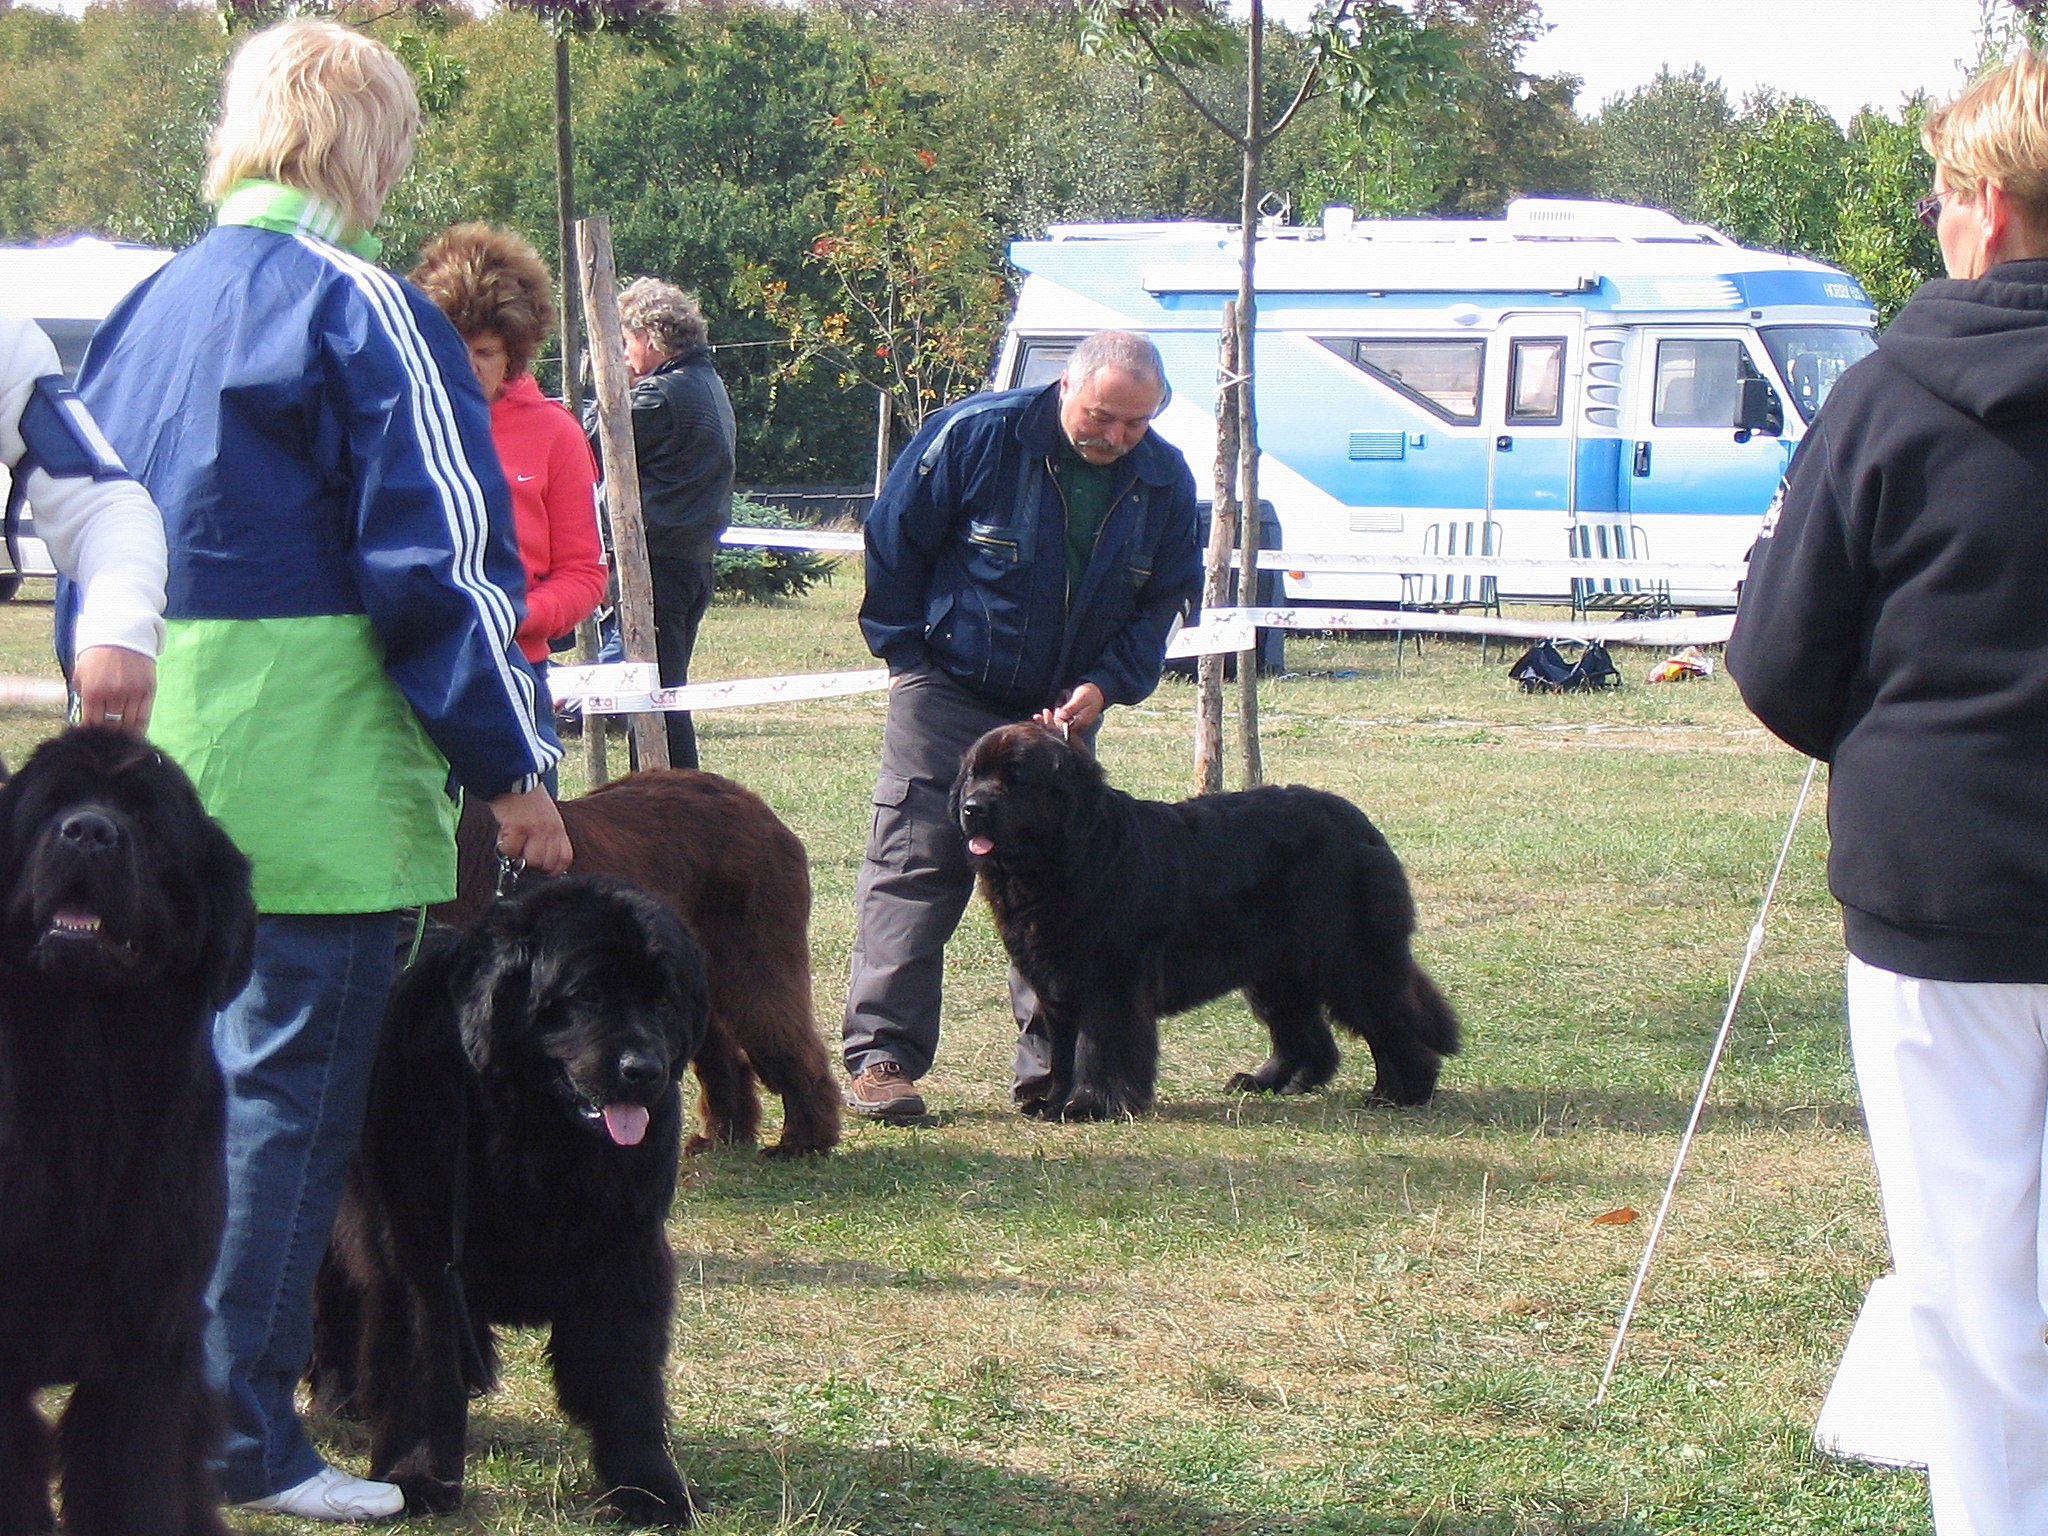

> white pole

[{"left": 1593, "top": 755, "right": 1823, "bottom": 1407}]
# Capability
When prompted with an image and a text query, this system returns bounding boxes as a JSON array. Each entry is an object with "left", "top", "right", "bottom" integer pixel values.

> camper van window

[
  {"left": 1322, "top": 337, "right": 1485, "bottom": 426},
  {"left": 1013, "top": 339, "right": 1078, "bottom": 390},
  {"left": 1652, "top": 338, "right": 1748, "bottom": 428},
  {"left": 1759, "top": 325, "right": 1876, "bottom": 424},
  {"left": 1507, "top": 338, "right": 1566, "bottom": 425}
]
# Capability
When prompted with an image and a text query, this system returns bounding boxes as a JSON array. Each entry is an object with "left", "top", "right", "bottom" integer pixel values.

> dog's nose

[
  {"left": 617, "top": 1051, "right": 665, "bottom": 1090},
  {"left": 959, "top": 797, "right": 989, "bottom": 831},
  {"left": 57, "top": 809, "right": 121, "bottom": 851}
]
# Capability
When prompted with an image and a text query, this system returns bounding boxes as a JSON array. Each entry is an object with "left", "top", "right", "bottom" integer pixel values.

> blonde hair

[
  {"left": 412, "top": 224, "right": 557, "bottom": 378},
  {"left": 204, "top": 20, "right": 421, "bottom": 238},
  {"left": 1924, "top": 50, "right": 2048, "bottom": 221},
  {"left": 618, "top": 278, "right": 707, "bottom": 356}
]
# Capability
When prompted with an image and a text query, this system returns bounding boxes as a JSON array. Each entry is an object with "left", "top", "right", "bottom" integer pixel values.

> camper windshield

[{"left": 1760, "top": 326, "right": 1876, "bottom": 424}]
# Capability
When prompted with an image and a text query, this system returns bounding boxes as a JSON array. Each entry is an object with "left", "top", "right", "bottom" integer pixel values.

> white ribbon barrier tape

[
  {"left": 716, "top": 525, "right": 1743, "bottom": 584},
  {"left": 1167, "top": 606, "right": 1735, "bottom": 657},
  {"left": 0, "top": 677, "right": 67, "bottom": 709},
  {"left": 547, "top": 661, "right": 659, "bottom": 697},
  {"left": 1249, "top": 550, "right": 1746, "bottom": 581},
  {"left": 552, "top": 666, "right": 890, "bottom": 716},
  {"left": 720, "top": 526, "right": 864, "bottom": 553}
]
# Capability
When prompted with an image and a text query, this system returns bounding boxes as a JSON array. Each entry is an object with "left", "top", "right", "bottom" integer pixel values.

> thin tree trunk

[
  {"left": 577, "top": 216, "right": 668, "bottom": 772},
  {"left": 873, "top": 388, "right": 892, "bottom": 498},
  {"left": 1194, "top": 301, "right": 1240, "bottom": 795},
  {"left": 1235, "top": 0, "right": 1265, "bottom": 790},
  {"left": 552, "top": 31, "right": 607, "bottom": 790}
]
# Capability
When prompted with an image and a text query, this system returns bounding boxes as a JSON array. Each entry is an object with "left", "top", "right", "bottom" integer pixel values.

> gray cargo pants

[{"left": 843, "top": 665, "right": 1086, "bottom": 1098}]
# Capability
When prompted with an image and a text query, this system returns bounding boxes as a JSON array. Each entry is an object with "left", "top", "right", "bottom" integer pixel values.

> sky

[{"left": 1242, "top": 0, "right": 1988, "bottom": 125}]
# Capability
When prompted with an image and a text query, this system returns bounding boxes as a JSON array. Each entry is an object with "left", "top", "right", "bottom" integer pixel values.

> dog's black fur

[
  {"left": 0, "top": 728, "right": 255, "bottom": 1536},
  {"left": 310, "top": 876, "right": 709, "bottom": 1526},
  {"left": 953, "top": 723, "right": 1460, "bottom": 1121}
]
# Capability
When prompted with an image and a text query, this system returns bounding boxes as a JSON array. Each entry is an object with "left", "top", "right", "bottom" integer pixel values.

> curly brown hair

[{"left": 410, "top": 223, "right": 557, "bottom": 379}]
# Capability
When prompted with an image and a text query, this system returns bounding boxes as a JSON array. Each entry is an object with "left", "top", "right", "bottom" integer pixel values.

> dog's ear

[
  {"left": 452, "top": 925, "right": 535, "bottom": 1074},
  {"left": 190, "top": 818, "right": 257, "bottom": 1010}
]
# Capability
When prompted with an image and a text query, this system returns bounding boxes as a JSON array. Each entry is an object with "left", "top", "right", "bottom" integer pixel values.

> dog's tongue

[
  {"left": 967, "top": 835, "right": 994, "bottom": 856},
  {"left": 602, "top": 1103, "right": 650, "bottom": 1146}
]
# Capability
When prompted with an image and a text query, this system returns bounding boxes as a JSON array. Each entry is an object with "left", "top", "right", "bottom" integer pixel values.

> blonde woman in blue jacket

[{"left": 79, "top": 21, "right": 569, "bottom": 1522}]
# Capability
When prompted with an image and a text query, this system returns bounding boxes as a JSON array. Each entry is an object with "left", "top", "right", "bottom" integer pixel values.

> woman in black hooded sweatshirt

[{"left": 1729, "top": 50, "right": 2048, "bottom": 1536}]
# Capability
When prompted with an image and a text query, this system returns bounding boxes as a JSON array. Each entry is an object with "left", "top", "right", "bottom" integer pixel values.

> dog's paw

[
  {"left": 607, "top": 1477, "right": 701, "bottom": 1528},
  {"left": 1225, "top": 1069, "right": 1283, "bottom": 1094},
  {"left": 1057, "top": 1088, "right": 1112, "bottom": 1121},
  {"left": 393, "top": 1472, "right": 463, "bottom": 1516},
  {"left": 1015, "top": 1088, "right": 1067, "bottom": 1119}
]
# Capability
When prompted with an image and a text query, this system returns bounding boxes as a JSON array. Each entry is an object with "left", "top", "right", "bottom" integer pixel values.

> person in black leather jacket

[{"left": 601, "top": 277, "right": 734, "bottom": 768}]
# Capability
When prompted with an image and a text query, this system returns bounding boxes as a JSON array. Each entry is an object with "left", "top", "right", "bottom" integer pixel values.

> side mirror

[{"left": 1735, "top": 376, "right": 1783, "bottom": 437}]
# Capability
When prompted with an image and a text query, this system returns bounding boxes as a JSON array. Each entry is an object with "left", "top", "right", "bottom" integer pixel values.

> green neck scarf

[{"left": 215, "top": 179, "right": 381, "bottom": 260}]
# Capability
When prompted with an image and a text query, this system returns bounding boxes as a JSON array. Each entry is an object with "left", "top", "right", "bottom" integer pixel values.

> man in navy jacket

[{"left": 845, "top": 331, "right": 1200, "bottom": 1122}]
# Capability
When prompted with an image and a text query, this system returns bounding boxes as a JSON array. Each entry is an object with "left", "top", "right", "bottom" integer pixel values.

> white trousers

[{"left": 1847, "top": 955, "right": 2048, "bottom": 1536}]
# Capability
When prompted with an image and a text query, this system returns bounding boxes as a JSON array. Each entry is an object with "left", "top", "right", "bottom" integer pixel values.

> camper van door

[
  {"left": 1484, "top": 312, "right": 1582, "bottom": 585},
  {"left": 1625, "top": 326, "right": 1792, "bottom": 586}
]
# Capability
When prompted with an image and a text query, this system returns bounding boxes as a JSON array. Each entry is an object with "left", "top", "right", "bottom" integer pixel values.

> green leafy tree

[
  {"left": 1302, "top": 0, "right": 1589, "bottom": 216},
  {"left": 577, "top": 5, "right": 869, "bottom": 480},
  {"left": 1832, "top": 105, "right": 1942, "bottom": 320},
  {"left": 1079, "top": 0, "right": 1462, "bottom": 790},
  {"left": 1589, "top": 64, "right": 1735, "bottom": 220},
  {"left": 742, "top": 73, "right": 1010, "bottom": 440},
  {"left": 34, "top": 5, "right": 223, "bottom": 248}
]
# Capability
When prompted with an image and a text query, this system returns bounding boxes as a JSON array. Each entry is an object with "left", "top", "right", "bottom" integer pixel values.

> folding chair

[
  {"left": 1401, "top": 518, "right": 1503, "bottom": 667},
  {"left": 1568, "top": 520, "right": 1673, "bottom": 621}
]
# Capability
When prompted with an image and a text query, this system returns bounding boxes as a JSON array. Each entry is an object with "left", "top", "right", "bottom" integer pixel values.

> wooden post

[
  {"left": 551, "top": 35, "right": 608, "bottom": 790},
  {"left": 1194, "top": 302, "right": 1240, "bottom": 796},
  {"left": 576, "top": 215, "right": 669, "bottom": 772}
]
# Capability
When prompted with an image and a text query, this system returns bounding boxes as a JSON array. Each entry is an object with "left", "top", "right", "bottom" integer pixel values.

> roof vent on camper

[
  {"left": 1503, "top": 198, "right": 1723, "bottom": 244},
  {"left": 1321, "top": 205, "right": 1356, "bottom": 240}
]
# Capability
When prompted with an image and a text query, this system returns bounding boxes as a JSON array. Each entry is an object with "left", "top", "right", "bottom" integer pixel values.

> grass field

[{"left": 0, "top": 572, "right": 1929, "bottom": 1535}]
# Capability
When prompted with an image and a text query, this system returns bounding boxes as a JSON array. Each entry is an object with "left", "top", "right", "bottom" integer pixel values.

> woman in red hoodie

[{"left": 413, "top": 224, "right": 606, "bottom": 787}]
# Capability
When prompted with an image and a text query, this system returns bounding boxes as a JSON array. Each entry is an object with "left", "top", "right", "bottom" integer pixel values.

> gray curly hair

[{"left": 618, "top": 277, "right": 707, "bottom": 356}]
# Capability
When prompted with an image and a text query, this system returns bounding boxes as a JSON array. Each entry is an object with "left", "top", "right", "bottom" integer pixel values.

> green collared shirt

[
  {"left": 215, "top": 179, "right": 381, "bottom": 260},
  {"left": 1053, "top": 436, "right": 1117, "bottom": 601}
]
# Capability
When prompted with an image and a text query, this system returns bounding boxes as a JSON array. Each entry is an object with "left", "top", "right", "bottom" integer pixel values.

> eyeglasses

[{"left": 1916, "top": 192, "right": 1947, "bottom": 231}]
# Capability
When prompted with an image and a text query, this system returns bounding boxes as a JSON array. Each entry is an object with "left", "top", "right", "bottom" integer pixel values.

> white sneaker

[{"left": 240, "top": 1466, "right": 405, "bottom": 1522}]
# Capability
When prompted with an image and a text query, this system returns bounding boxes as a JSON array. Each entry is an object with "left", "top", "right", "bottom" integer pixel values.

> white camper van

[
  {"left": 995, "top": 199, "right": 1880, "bottom": 609},
  {"left": 1, "top": 236, "right": 174, "bottom": 598}
]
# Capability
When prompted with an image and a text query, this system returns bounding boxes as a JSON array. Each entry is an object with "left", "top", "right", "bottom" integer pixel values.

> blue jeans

[{"left": 205, "top": 911, "right": 403, "bottom": 1503}]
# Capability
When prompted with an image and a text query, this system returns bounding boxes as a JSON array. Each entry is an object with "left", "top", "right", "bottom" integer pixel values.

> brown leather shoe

[{"left": 844, "top": 1061, "right": 929, "bottom": 1123}]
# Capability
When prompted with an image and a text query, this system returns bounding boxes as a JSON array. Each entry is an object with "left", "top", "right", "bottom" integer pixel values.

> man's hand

[
  {"left": 488, "top": 785, "right": 573, "bottom": 874},
  {"left": 1035, "top": 681, "right": 1105, "bottom": 736},
  {"left": 72, "top": 645, "right": 155, "bottom": 735}
]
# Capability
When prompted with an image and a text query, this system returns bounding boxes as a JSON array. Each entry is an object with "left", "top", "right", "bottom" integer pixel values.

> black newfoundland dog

[
  {"left": 953, "top": 723, "right": 1460, "bottom": 1121},
  {"left": 311, "top": 875, "right": 710, "bottom": 1527},
  {"left": 0, "top": 727, "right": 256, "bottom": 1536},
  {"left": 444, "top": 771, "right": 839, "bottom": 1157}
]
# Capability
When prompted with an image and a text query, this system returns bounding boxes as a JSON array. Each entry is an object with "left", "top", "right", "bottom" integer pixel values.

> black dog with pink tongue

[{"left": 312, "top": 875, "right": 709, "bottom": 1527}]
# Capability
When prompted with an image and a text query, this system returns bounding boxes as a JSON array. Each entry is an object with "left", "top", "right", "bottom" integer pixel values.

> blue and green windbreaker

[{"left": 78, "top": 210, "right": 560, "bottom": 914}]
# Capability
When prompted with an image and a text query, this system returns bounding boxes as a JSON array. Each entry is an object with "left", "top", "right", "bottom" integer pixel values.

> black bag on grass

[{"left": 1508, "top": 639, "right": 1621, "bottom": 693}]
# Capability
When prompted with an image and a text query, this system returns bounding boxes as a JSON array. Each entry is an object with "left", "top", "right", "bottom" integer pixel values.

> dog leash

[{"left": 443, "top": 1053, "right": 493, "bottom": 1395}]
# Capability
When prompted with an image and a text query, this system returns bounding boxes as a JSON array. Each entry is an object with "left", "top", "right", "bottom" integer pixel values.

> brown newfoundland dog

[
  {"left": 0, "top": 728, "right": 256, "bottom": 1536},
  {"left": 442, "top": 770, "right": 838, "bottom": 1156},
  {"left": 952, "top": 723, "right": 1459, "bottom": 1121}
]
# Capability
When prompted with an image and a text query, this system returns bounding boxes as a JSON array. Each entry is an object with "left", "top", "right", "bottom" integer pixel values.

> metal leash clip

[{"left": 493, "top": 852, "right": 526, "bottom": 898}]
